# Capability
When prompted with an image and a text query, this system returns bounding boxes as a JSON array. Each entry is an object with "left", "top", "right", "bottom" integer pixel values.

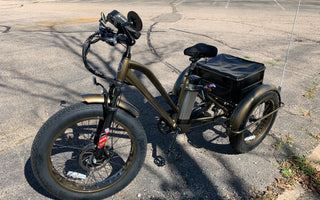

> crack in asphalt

[
  {"left": 169, "top": 28, "right": 242, "bottom": 51},
  {"left": 0, "top": 25, "right": 11, "bottom": 33},
  {"left": 146, "top": 1, "right": 183, "bottom": 74},
  {"left": 146, "top": 0, "right": 242, "bottom": 74},
  {"left": 147, "top": 22, "right": 181, "bottom": 74}
]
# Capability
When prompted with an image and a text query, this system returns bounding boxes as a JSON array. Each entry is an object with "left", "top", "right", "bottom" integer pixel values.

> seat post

[
  {"left": 186, "top": 57, "right": 199, "bottom": 76},
  {"left": 189, "top": 57, "right": 200, "bottom": 63}
]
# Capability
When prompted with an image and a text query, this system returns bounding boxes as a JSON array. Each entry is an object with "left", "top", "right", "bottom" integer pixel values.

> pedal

[{"left": 153, "top": 155, "right": 166, "bottom": 167}]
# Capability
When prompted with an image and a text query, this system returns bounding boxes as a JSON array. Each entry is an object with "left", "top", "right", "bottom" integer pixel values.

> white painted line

[
  {"left": 174, "top": 0, "right": 185, "bottom": 6},
  {"left": 274, "top": 0, "right": 285, "bottom": 10},
  {"left": 225, "top": 0, "right": 231, "bottom": 8}
]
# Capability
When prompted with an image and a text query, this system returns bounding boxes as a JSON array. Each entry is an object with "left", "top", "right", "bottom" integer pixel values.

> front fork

[{"left": 93, "top": 78, "right": 123, "bottom": 159}]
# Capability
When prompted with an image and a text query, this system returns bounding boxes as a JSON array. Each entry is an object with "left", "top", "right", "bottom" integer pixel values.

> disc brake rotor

[{"left": 79, "top": 143, "right": 113, "bottom": 171}]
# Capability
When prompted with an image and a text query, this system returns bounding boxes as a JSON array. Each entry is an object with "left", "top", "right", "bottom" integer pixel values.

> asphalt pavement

[{"left": 0, "top": 0, "right": 319, "bottom": 199}]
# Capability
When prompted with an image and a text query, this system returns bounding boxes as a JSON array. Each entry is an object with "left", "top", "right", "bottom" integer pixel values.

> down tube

[
  {"left": 125, "top": 69, "right": 177, "bottom": 130},
  {"left": 129, "top": 61, "right": 178, "bottom": 113}
]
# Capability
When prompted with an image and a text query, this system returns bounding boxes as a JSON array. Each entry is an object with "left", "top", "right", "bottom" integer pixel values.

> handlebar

[
  {"left": 98, "top": 10, "right": 141, "bottom": 47},
  {"left": 82, "top": 10, "right": 142, "bottom": 79},
  {"left": 98, "top": 23, "right": 131, "bottom": 46}
]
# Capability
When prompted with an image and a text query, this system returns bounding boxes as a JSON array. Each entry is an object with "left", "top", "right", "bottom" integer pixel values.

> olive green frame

[
  {"left": 113, "top": 56, "right": 281, "bottom": 135},
  {"left": 119, "top": 58, "right": 180, "bottom": 130}
]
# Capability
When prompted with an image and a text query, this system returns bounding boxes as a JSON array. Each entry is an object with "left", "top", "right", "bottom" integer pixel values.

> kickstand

[{"left": 166, "top": 128, "right": 182, "bottom": 161}]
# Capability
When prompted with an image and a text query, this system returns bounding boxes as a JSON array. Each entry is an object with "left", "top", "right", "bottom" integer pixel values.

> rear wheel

[
  {"left": 31, "top": 103, "right": 147, "bottom": 200},
  {"left": 229, "top": 91, "right": 279, "bottom": 153}
]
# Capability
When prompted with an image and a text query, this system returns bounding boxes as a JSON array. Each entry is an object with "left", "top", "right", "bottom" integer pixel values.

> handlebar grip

[{"left": 99, "top": 31, "right": 117, "bottom": 45}]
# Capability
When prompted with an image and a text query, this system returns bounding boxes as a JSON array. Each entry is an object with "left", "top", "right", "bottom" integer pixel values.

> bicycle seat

[{"left": 184, "top": 43, "right": 218, "bottom": 59}]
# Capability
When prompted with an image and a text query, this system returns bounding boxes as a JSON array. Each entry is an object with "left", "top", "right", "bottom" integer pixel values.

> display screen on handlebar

[
  {"left": 105, "top": 10, "right": 142, "bottom": 40},
  {"left": 107, "top": 10, "right": 128, "bottom": 31}
]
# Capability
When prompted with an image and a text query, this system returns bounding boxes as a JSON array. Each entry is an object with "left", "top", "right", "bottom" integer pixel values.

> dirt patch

[{"left": 33, "top": 18, "right": 98, "bottom": 29}]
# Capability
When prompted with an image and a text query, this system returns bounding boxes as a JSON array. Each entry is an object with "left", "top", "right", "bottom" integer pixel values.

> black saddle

[{"left": 184, "top": 43, "right": 218, "bottom": 59}]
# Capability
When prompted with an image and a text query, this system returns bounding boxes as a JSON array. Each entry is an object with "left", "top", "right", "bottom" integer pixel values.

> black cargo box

[{"left": 195, "top": 54, "right": 265, "bottom": 103}]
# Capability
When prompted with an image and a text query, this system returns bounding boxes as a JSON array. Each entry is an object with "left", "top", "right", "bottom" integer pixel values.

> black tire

[
  {"left": 172, "top": 67, "right": 188, "bottom": 96},
  {"left": 31, "top": 103, "right": 147, "bottom": 200},
  {"left": 229, "top": 91, "right": 280, "bottom": 153}
]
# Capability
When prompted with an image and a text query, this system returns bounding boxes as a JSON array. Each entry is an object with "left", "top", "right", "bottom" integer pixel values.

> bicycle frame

[
  {"left": 118, "top": 55, "right": 180, "bottom": 130},
  {"left": 113, "top": 49, "right": 229, "bottom": 133}
]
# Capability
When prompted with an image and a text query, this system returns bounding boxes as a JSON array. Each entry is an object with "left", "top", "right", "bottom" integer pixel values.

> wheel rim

[
  {"left": 243, "top": 99, "right": 275, "bottom": 145},
  {"left": 47, "top": 117, "right": 136, "bottom": 193}
]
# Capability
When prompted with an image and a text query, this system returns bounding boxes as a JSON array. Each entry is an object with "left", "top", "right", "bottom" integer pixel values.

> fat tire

[
  {"left": 229, "top": 91, "right": 279, "bottom": 153},
  {"left": 31, "top": 102, "right": 147, "bottom": 200}
]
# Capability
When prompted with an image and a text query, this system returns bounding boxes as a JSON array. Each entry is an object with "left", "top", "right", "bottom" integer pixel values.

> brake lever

[
  {"left": 98, "top": 24, "right": 118, "bottom": 45},
  {"left": 102, "top": 35, "right": 117, "bottom": 46},
  {"left": 99, "top": 22, "right": 112, "bottom": 33}
]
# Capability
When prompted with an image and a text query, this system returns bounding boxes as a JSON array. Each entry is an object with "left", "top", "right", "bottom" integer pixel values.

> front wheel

[
  {"left": 229, "top": 91, "right": 280, "bottom": 153},
  {"left": 31, "top": 103, "right": 147, "bottom": 200}
]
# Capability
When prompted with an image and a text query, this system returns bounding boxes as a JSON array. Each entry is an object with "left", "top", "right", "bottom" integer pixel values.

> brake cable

[{"left": 82, "top": 30, "right": 115, "bottom": 81}]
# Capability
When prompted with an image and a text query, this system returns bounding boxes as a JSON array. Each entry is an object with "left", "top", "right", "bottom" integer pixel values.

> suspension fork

[{"left": 94, "top": 80, "right": 123, "bottom": 159}]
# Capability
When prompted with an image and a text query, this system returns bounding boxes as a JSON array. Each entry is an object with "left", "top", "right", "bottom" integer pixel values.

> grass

[
  {"left": 293, "top": 156, "right": 315, "bottom": 177},
  {"left": 254, "top": 133, "right": 320, "bottom": 199},
  {"left": 273, "top": 136, "right": 295, "bottom": 149},
  {"left": 255, "top": 76, "right": 320, "bottom": 199},
  {"left": 279, "top": 163, "right": 296, "bottom": 179},
  {"left": 274, "top": 136, "right": 317, "bottom": 177},
  {"left": 299, "top": 108, "right": 311, "bottom": 117},
  {"left": 266, "top": 62, "right": 276, "bottom": 66},
  {"left": 279, "top": 154, "right": 320, "bottom": 189},
  {"left": 305, "top": 128, "right": 320, "bottom": 140},
  {"left": 299, "top": 78, "right": 319, "bottom": 122},
  {"left": 273, "top": 135, "right": 320, "bottom": 193},
  {"left": 274, "top": 58, "right": 283, "bottom": 62},
  {"left": 303, "top": 78, "right": 319, "bottom": 99},
  {"left": 252, "top": 152, "right": 320, "bottom": 199},
  {"left": 272, "top": 135, "right": 320, "bottom": 190},
  {"left": 265, "top": 58, "right": 283, "bottom": 66}
]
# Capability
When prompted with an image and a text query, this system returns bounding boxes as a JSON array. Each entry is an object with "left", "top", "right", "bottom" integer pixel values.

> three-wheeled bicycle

[{"left": 31, "top": 10, "right": 282, "bottom": 200}]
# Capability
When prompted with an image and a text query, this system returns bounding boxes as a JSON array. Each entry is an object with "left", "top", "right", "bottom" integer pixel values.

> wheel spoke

[
  {"left": 53, "top": 144, "right": 82, "bottom": 150},
  {"left": 243, "top": 99, "right": 276, "bottom": 145},
  {"left": 48, "top": 117, "right": 135, "bottom": 192}
]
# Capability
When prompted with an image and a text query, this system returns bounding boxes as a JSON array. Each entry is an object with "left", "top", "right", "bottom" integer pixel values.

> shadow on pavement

[
  {"left": 19, "top": 22, "right": 255, "bottom": 199},
  {"left": 24, "top": 158, "right": 58, "bottom": 200}
]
